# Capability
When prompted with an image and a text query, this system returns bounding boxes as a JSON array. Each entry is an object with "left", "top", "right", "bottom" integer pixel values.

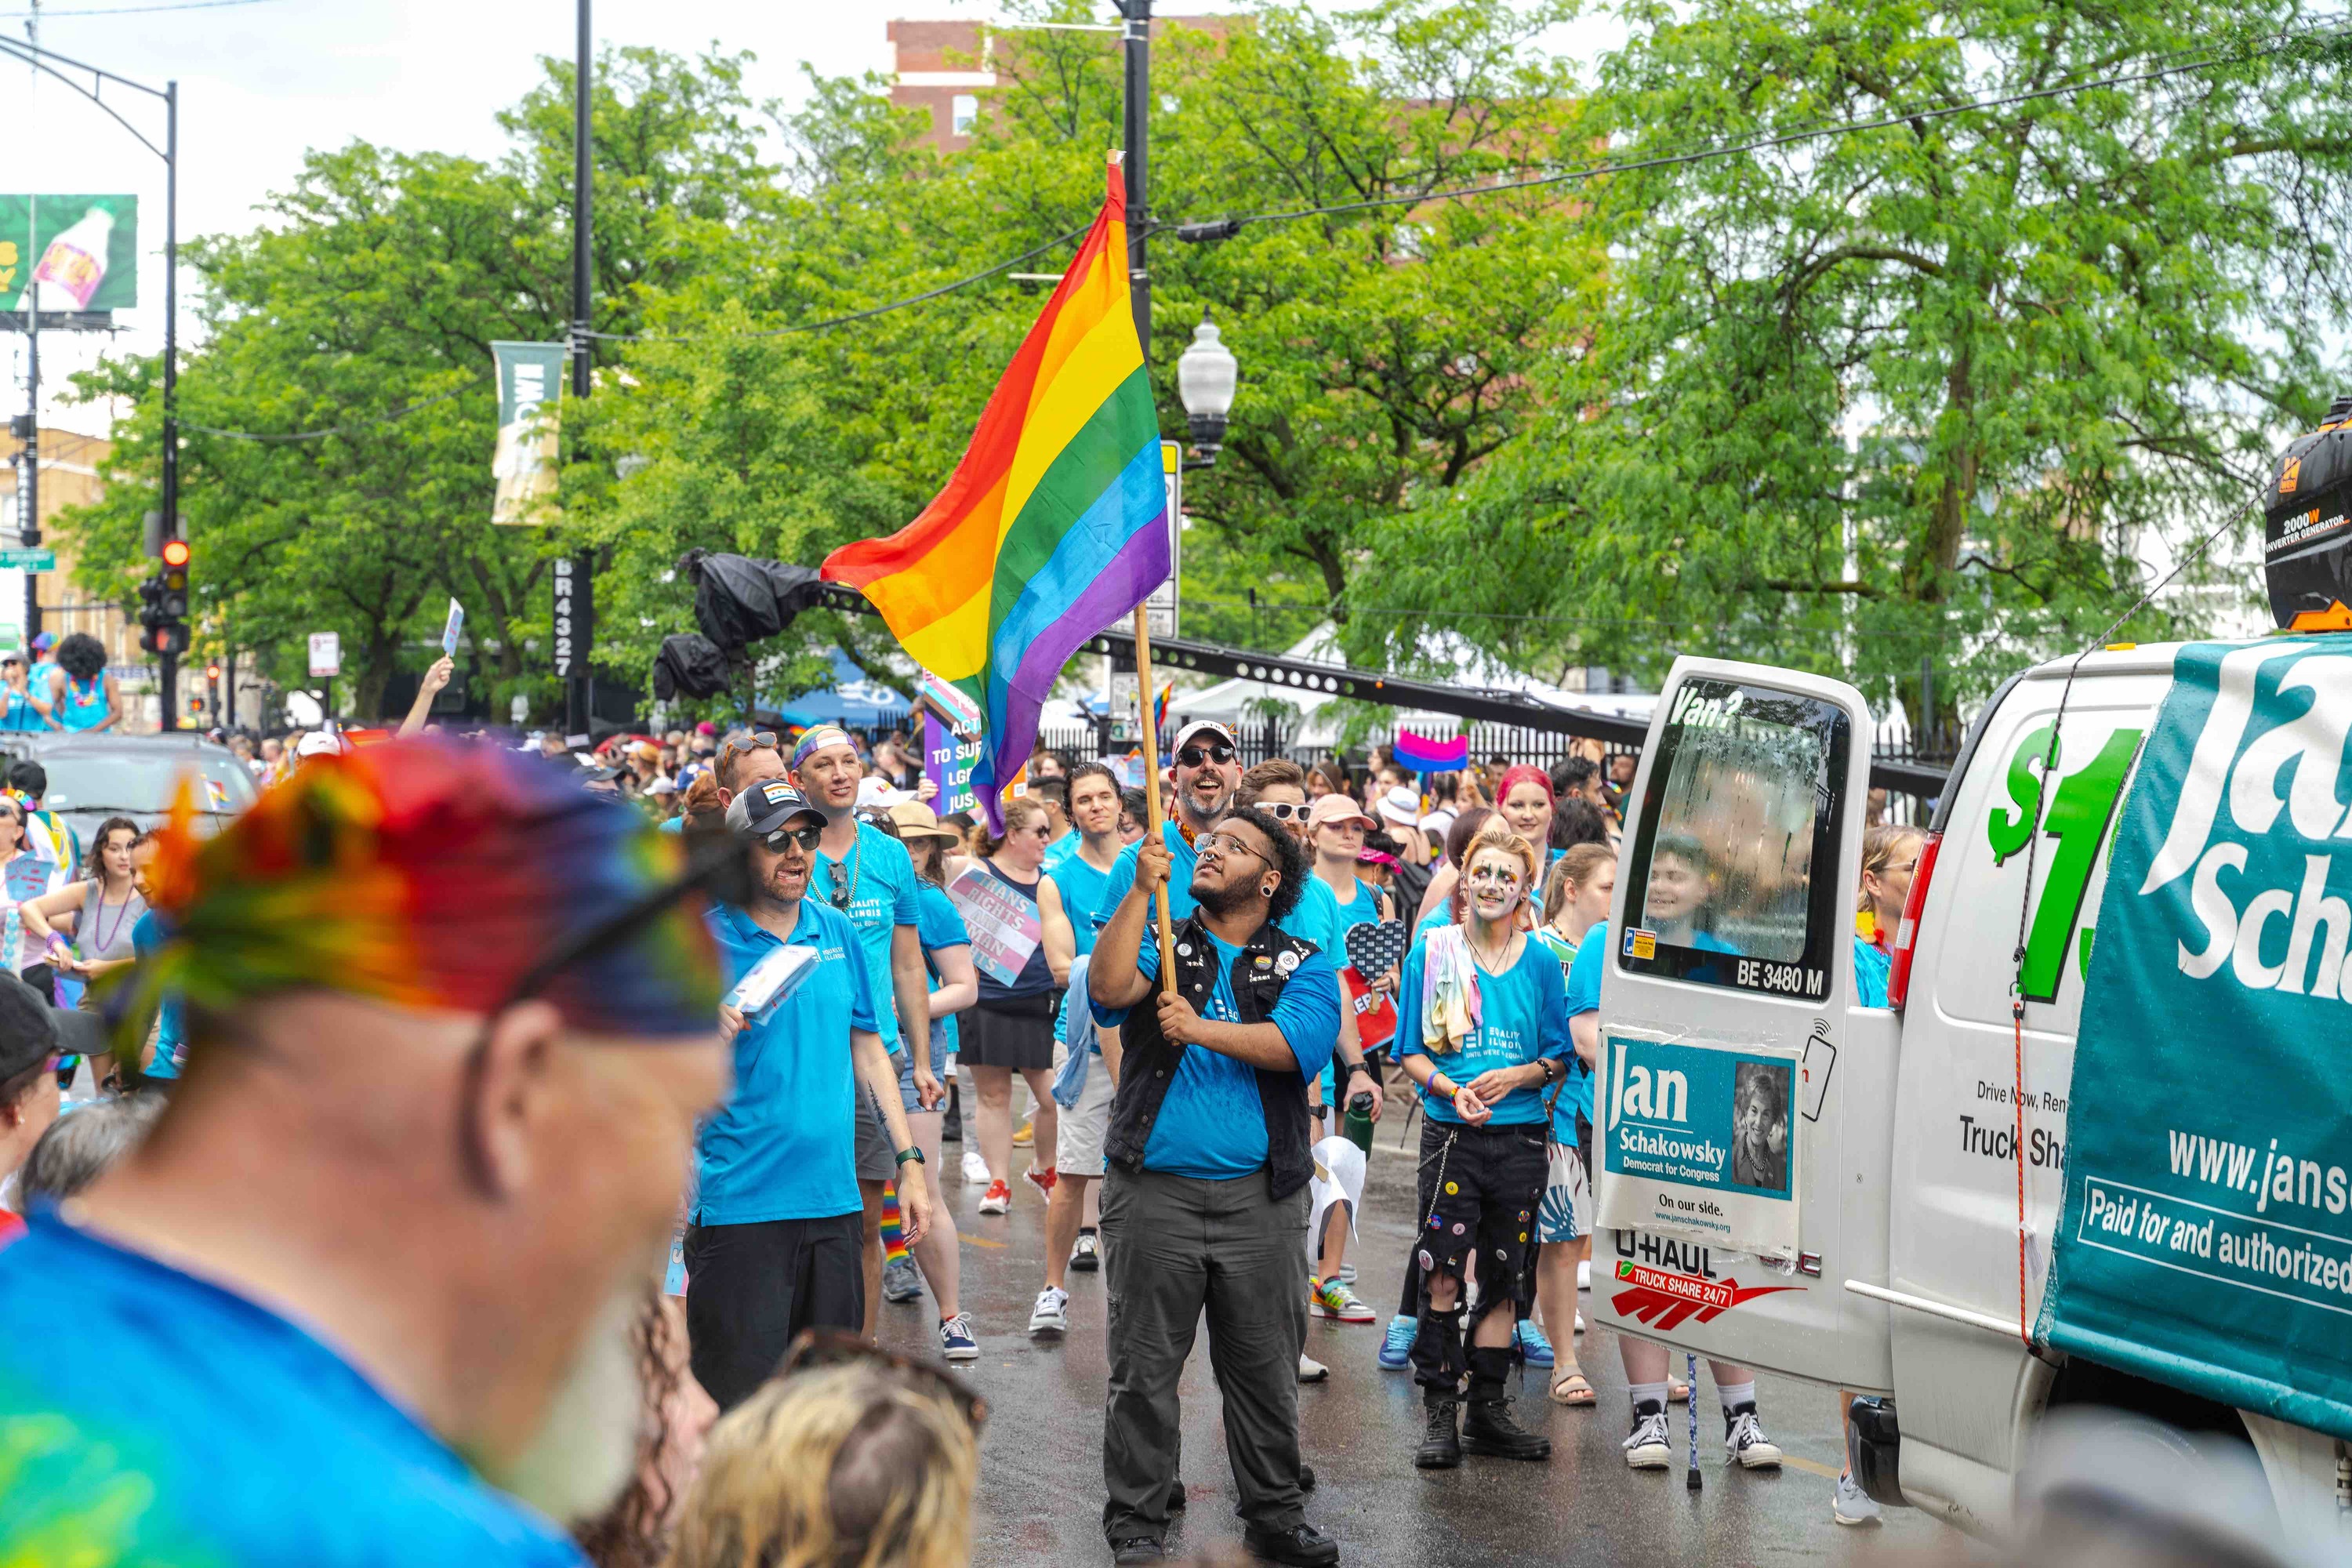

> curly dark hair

[
  {"left": 53, "top": 632, "right": 107, "bottom": 682},
  {"left": 1221, "top": 804, "right": 1308, "bottom": 924}
]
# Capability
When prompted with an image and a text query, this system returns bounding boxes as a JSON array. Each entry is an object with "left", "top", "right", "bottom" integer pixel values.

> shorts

[
  {"left": 1412, "top": 1117, "right": 1548, "bottom": 1324},
  {"left": 1057, "top": 1040, "right": 1116, "bottom": 1178},
  {"left": 960, "top": 991, "right": 1060, "bottom": 1071},
  {"left": 1537, "top": 1136, "right": 1590, "bottom": 1245},
  {"left": 855, "top": 1083, "right": 895, "bottom": 1184},
  {"left": 895, "top": 1019, "right": 949, "bottom": 1115}
]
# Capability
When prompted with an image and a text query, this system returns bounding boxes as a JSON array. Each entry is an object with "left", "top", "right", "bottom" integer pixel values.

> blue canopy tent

[{"left": 769, "top": 648, "right": 912, "bottom": 729}]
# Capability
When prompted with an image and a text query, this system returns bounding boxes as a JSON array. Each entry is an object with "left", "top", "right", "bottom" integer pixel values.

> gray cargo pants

[{"left": 1099, "top": 1163, "right": 1310, "bottom": 1546}]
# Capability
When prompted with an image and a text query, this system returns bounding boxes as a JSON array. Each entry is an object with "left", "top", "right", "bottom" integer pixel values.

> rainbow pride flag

[
  {"left": 1392, "top": 728, "right": 1469, "bottom": 773},
  {"left": 822, "top": 160, "right": 1170, "bottom": 828},
  {"left": 1152, "top": 679, "right": 1173, "bottom": 738}
]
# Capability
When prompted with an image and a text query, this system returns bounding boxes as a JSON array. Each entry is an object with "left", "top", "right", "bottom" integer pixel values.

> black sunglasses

[
  {"left": 762, "top": 822, "right": 823, "bottom": 855},
  {"left": 781, "top": 1327, "right": 986, "bottom": 1429},
  {"left": 1177, "top": 742, "right": 1236, "bottom": 768}
]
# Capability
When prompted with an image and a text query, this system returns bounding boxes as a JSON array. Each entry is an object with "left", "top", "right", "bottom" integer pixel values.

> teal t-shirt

[
  {"left": 1047, "top": 842, "right": 1117, "bottom": 959},
  {"left": 916, "top": 881, "right": 972, "bottom": 1055},
  {"left": 814, "top": 821, "right": 920, "bottom": 1051},
  {"left": 1094, "top": 931, "right": 1341, "bottom": 1178},
  {"left": 1398, "top": 931, "right": 1573, "bottom": 1127},
  {"left": 1094, "top": 822, "right": 1338, "bottom": 972},
  {"left": 0, "top": 1216, "right": 586, "bottom": 1566},
  {"left": 697, "top": 900, "right": 878, "bottom": 1225}
]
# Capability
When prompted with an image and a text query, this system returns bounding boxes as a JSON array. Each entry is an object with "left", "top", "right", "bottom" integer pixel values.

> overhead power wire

[
  {"left": 1168, "top": 16, "right": 2352, "bottom": 235},
  {"left": 580, "top": 222, "right": 1094, "bottom": 344},
  {"left": 181, "top": 382, "right": 483, "bottom": 443},
  {"left": 0, "top": 0, "right": 277, "bottom": 16}
]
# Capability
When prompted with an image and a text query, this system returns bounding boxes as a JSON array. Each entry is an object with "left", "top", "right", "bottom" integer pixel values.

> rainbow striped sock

[{"left": 881, "top": 1183, "right": 909, "bottom": 1264}]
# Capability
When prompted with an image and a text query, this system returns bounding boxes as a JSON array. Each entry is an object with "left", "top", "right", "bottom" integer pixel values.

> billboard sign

[{"left": 0, "top": 196, "right": 139, "bottom": 312}]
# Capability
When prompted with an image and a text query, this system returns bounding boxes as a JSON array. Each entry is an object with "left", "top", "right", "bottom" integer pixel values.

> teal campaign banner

[
  {"left": 2041, "top": 637, "right": 2352, "bottom": 1440},
  {"left": 1595, "top": 1030, "right": 1802, "bottom": 1259}
]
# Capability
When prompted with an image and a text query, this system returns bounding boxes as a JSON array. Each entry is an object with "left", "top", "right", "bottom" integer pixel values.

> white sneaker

[
  {"left": 1623, "top": 1404, "right": 1671, "bottom": 1468},
  {"left": 1574, "top": 1311, "right": 1585, "bottom": 1334},
  {"left": 962, "top": 1149, "right": 990, "bottom": 1185},
  {"left": 1297, "top": 1352, "right": 1329, "bottom": 1383},
  {"left": 1725, "top": 1406, "right": 1783, "bottom": 1469},
  {"left": 1833, "top": 1470, "right": 1882, "bottom": 1526},
  {"left": 1029, "top": 1286, "right": 1069, "bottom": 1336},
  {"left": 1577, "top": 1259, "right": 1590, "bottom": 1290}
]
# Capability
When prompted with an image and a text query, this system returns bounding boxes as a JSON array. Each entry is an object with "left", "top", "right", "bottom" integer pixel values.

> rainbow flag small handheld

[{"left": 1392, "top": 728, "right": 1469, "bottom": 773}]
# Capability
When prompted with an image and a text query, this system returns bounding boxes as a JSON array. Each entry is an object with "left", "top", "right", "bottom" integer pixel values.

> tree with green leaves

[
  {"left": 1362, "top": 0, "right": 2352, "bottom": 718},
  {"left": 60, "top": 47, "right": 782, "bottom": 718}
]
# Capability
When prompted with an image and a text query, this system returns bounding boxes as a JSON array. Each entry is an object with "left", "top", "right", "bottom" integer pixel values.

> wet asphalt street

[{"left": 874, "top": 1102, "right": 1960, "bottom": 1568}]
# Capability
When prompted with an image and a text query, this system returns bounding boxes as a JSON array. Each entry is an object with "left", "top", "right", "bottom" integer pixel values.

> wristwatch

[{"left": 894, "top": 1145, "right": 926, "bottom": 1167}]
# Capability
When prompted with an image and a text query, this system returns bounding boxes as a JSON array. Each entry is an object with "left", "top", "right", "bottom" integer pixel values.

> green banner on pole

[
  {"left": 2042, "top": 638, "right": 2352, "bottom": 1439},
  {"left": 0, "top": 196, "right": 139, "bottom": 311},
  {"left": 490, "top": 341, "right": 565, "bottom": 526}
]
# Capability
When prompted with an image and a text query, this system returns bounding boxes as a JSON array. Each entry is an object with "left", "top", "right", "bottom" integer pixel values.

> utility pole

[
  {"left": 564, "top": 0, "right": 593, "bottom": 745},
  {"left": 1116, "top": 0, "right": 1152, "bottom": 361},
  {"left": 20, "top": 5, "right": 38, "bottom": 648},
  {"left": 158, "top": 76, "right": 179, "bottom": 730}
]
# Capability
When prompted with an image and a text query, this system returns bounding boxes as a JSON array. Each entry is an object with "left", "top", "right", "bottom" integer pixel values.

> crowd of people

[{"left": 0, "top": 700, "right": 1930, "bottom": 1568}]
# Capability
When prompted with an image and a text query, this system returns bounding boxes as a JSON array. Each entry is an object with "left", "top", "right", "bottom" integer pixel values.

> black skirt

[{"left": 960, "top": 990, "right": 1061, "bottom": 1071}]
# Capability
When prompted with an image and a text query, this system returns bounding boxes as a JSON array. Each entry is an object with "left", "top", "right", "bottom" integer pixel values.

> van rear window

[{"left": 1619, "top": 677, "right": 1849, "bottom": 1000}]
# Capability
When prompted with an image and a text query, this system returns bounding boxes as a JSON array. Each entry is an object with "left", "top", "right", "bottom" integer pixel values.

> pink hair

[{"left": 1495, "top": 764, "right": 1553, "bottom": 807}]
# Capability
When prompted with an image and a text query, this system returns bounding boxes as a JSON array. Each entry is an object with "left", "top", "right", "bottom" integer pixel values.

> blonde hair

[
  {"left": 1542, "top": 842, "right": 1615, "bottom": 924},
  {"left": 1857, "top": 824, "right": 1926, "bottom": 915},
  {"left": 979, "top": 797, "right": 1051, "bottom": 858},
  {"left": 666, "top": 1365, "right": 977, "bottom": 1568},
  {"left": 1448, "top": 818, "right": 1541, "bottom": 924}
]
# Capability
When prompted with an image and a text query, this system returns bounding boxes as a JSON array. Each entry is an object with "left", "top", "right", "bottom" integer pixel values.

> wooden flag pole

[{"left": 1131, "top": 604, "right": 1179, "bottom": 996}]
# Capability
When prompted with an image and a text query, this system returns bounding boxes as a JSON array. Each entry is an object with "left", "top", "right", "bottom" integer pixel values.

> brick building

[{"left": 887, "top": 15, "right": 1236, "bottom": 151}]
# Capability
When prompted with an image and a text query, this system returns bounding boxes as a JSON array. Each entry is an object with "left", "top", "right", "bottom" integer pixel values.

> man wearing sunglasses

[
  {"left": 0, "top": 739, "right": 733, "bottom": 1563},
  {"left": 691, "top": 779, "right": 935, "bottom": 1412},
  {"left": 1090, "top": 806, "right": 1343, "bottom": 1568},
  {"left": 787, "top": 727, "right": 938, "bottom": 1345}
]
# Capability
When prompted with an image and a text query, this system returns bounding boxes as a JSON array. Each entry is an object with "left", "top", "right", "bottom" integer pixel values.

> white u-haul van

[{"left": 1588, "top": 643, "right": 2350, "bottom": 1546}]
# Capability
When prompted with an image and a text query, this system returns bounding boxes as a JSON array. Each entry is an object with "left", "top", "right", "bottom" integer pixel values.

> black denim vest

[{"left": 1102, "top": 913, "right": 1319, "bottom": 1201}]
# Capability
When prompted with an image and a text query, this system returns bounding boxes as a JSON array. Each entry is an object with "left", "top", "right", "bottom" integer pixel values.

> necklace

[
  {"left": 92, "top": 880, "right": 140, "bottom": 955},
  {"left": 1465, "top": 924, "right": 1518, "bottom": 974}
]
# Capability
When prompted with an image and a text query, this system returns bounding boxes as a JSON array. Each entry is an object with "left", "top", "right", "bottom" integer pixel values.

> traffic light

[
  {"left": 140, "top": 537, "right": 192, "bottom": 657},
  {"left": 205, "top": 661, "right": 220, "bottom": 684}
]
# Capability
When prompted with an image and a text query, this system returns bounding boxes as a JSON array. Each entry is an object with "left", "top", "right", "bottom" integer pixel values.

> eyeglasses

[
  {"left": 1176, "top": 743, "right": 1236, "bottom": 768},
  {"left": 780, "top": 1327, "right": 987, "bottom": 1430},
  {"left": 1194, "top": 830, "right": 1266, "bottom": 863},
  {"left": 1254, "top": 800, "right": 1307, "bottom": 822},
  {"left": 762, "top": 823, "right": 823, "bottom": 855}
]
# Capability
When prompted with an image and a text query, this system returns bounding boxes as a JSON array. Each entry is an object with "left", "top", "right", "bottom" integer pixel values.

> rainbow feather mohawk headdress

[{"left": 116, "top": 738, "right": 721, "bottom": 1054}]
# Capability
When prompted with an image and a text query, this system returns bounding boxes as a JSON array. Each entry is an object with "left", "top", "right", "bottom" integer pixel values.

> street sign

[
  {"left": 308, "top": 631, "right": 341, "bottom": 678},
  {"left": 0, "top": 548, "right": 55, "bottom": 572},
  {"left": 0, "top": 622, "right": 23, "bottom": 648}
]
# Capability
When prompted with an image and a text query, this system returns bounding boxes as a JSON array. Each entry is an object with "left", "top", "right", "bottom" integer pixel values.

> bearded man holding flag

[{"left": 824, "top": 158, "right": 1341, "bottom": 1568}]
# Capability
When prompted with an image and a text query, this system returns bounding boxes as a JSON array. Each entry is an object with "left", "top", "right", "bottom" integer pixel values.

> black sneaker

[
  {"left": 1416, "top": 1396, "right": 1462, "bottom": 1469},
  {"left": 1111, "top": 1537, "right": 1162, "bottom": 1565},
  {"left": 1240, "top": 1522, "right": 1339, "bottom": 1566},
  {"left": 1462, "top": 1398, "right": 1552, "bottom": 1461}
]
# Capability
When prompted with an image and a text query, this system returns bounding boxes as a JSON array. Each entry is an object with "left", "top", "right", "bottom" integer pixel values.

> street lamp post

[
  {"left": 565, "top": 0, "right": 594, "bottom": 746},
  {"left": 1175, "top": 314, "right": 1236, "bottom": 470},
  {"left": 0, "top": 36, "right": 180, "bottom": 726}
]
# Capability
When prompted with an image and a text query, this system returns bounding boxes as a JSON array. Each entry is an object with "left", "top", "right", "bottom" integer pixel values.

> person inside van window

[{"left": 1643, "top": 833, "right": 1731, "bottom": 950}]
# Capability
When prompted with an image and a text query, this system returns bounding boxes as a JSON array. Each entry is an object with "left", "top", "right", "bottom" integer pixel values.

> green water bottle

[{"left": 1343, "top": 1090, "right": 1377, "bottom": 1155}]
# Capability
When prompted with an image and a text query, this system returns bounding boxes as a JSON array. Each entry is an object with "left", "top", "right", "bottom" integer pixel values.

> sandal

[
  {"left": 1549, "top": 1370, "right": 1595, "bottom": 1406},
  {"left": 1668, "top": 1378, "right": 1692, "bottom": 1404}
]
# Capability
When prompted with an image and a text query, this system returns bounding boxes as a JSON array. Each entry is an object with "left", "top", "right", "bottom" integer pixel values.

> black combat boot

[
  {"left": 1416, "top": 1394, "right": 1462, "bottom": 1469},
  {"left": 1461, "top": 1345, "right": 1552, "bottom": 1461}
]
